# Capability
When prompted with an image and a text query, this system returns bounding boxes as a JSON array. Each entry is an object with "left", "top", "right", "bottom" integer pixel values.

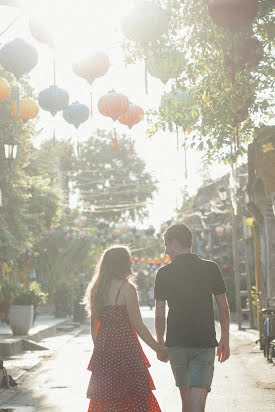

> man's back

[{"left": 154, "top": 253, "right": 226, "bottom": 348}]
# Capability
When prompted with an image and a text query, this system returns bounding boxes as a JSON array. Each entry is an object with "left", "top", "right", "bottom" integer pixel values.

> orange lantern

[
  {"left": 0, "top": 77, "right": 11, "bottom": 102},
  {"left": 98, "top": 91, "right": 129, "bottom": 121},
  {"left": 118, "top": 103, "right": 144, "bottom": 155},
  {"left": 98, "top": 90, "right": 129, "bottom": 152},
  {"left": 118, "top": 104, "right": 144, "bottom": 129},
  {"left": 11, "top": 97, "right": 39, "bottom": 120}
]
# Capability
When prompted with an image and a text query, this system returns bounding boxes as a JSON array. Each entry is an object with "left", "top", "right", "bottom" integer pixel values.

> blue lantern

[
  {"left": 0, "top": 38, "right": 38, "bottom": 79},
  {"left": 63, "top": 102, "right": 89, "bottom": 129},
  {"left": 38, "top": 85, "right": 69, "bottom": 116}
]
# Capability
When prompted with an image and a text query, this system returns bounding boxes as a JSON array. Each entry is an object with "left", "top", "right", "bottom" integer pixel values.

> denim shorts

[{"left": 167, "top": 347, "right": 215, "bottom": 392}]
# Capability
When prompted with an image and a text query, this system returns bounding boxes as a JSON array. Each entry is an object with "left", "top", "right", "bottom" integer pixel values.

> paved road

[{"left": 0, "top": 309, "right": 274, "bottom": 412}]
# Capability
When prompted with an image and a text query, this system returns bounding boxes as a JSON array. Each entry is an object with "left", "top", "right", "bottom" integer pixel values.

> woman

[{"left": 84, "top": 245, "right": 164, "bottom": 411}]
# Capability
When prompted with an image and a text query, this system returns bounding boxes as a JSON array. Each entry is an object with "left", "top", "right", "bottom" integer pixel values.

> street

[{"left": 0, "top": 309, "right": 274, "bottom": 412}]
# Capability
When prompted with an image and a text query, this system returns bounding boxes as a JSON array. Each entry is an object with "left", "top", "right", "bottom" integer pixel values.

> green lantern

[
  {"left": 160, "top": 89, "right": 194, "bottom": 121},
  {"left": 146, "top": 49, "right": 186, "bottom": 84},
  {"left": 121, "top": 2, "right": 169, "bottom": 43},
  {"left": 175, "top": 108, "right": 200, "bottom": 130}
]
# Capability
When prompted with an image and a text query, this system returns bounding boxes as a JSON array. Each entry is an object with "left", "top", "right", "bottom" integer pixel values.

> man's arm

[
  {"left": 155, "top": 299, "right": 168, "bottom": 361},
  {"left": 155, "top": 299, "right": 166, "bottom": 344},
  {"left": 215, "top": 293, "right": 230, "bottom": 362}
]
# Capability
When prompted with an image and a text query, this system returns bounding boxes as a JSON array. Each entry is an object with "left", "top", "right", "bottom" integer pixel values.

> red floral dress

[{"left": 86, "top": 305, "right": 161, "bottom": 412}]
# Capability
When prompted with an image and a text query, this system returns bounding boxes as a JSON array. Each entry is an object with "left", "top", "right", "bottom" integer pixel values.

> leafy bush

[{"left": 12, "top": 281, "right": 48, "bottom": 306}]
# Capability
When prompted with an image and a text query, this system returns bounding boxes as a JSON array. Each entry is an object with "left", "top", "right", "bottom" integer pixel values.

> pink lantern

[{"left": 215, "top": 226, "right": 225, "bottom": 236}]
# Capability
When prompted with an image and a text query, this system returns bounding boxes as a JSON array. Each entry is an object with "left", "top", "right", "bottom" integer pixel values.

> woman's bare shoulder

[{"left": 122, "top": 281, "right": 137, "bottom": 296}]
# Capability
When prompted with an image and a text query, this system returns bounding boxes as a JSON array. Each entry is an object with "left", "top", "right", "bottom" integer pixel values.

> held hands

[
  {"left": 217, "top": 338, "right": 230, "bottom": 363},
  {"left": 156, "top": 343, "right": 168, "bottom": 363}
]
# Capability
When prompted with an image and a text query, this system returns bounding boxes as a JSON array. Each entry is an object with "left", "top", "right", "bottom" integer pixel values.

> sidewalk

[{"left": 0, "top": 315, "right": 88, "bottom": 387}]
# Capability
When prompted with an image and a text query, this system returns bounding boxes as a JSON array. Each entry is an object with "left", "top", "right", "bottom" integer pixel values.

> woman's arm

[
  {"left": 124, "top": 283, "right": 159, "bottom": 352},
  {"left": 90, "top": 313, "right": 97, "bottom": 344}
]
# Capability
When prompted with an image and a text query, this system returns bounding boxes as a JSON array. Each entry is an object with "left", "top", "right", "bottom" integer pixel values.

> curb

[{"left": 0, "top": 324, "right": 88, "bottom": 392}]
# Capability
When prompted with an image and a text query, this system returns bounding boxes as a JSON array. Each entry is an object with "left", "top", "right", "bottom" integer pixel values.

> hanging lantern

[
  {"left": 118, "top": 104, "right": 144, "bottom": 129},
  {"left": 98, "top": 91, "right": 129, "bottom": 152},
  {"left": 38, "top": 85, "right": 69, "bottom": 116},
  {"left": 0, "top": 38, "right": 38, "bottom": 79},
  {"left": 98, "top": 91, "right": 129, "bottom": 121},
  {"left": 222, "top": 264, "right": 230, "bottom": 272},
  {"left": 160, "top": 90, "right": 193, "bottom": 121},
  {"left": 11, "top": 97, "right": 39, "bottom": 120},
  {"left": 237, "top": 36, "right": 263, "bottom": 67},
  {"left": 118, "top": 103, "right": 143, "bottom": 156},
  {"left": 29, "top": 18, "right": 55, "bottom": 48},
  {"left": 146, "top": 49, "right": 185, "bottom": 84},
  {"left": 72, "top": 51, "right": 110, "bottom": 85},
  {"left": 0, "top": 77, "right": 11, "bottom": 102},
  {"left": 213, "top": 256, "right": 221, "bottom": 263},
  {"left": 215, "top": 226, "right": 225, "bottom": 236},
  {"left": 175, "top": 108, "right": 200, "bottom": 130},
  {"left": 208, "top": 0, "right": 258, "bottom": 28},
  {"left": 63, "top": 102, "right": 89, "bottom": 129},
  {"left": 121, "top": 2, "right": 169, "bottom": 43}
]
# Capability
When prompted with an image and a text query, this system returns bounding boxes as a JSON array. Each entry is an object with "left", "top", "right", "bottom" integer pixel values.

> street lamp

[{"left": 4, "top": 136, "right": 20, "bottom": 160}]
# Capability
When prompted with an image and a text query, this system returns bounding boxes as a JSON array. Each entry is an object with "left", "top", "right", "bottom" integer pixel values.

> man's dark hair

[{"left": 163, "top": 223, "right": 192, "bottom": 249}]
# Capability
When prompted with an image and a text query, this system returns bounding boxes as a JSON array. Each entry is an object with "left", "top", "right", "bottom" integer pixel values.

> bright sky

[{"left": 0, "top": 0, "right": 230, "bottom": 229}]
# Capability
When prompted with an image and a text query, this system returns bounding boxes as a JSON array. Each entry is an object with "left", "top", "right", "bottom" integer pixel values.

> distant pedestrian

[
  {"left": 154, "top": 223, "right": 230, "bottom": 412},
  {"left": 84, "top": 245, "right": 166, "bottom": 411}
]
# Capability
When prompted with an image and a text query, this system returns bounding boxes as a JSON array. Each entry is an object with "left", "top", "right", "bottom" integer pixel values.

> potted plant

[
  {"left": 9, "top": 281, "right": 48, "bottom": 335},
  {"left": 0, "top": 277, "right": 20, "bottom": 324}
]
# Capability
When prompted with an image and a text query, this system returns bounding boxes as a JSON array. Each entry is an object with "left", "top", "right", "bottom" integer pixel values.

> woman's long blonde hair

[{"left": 84, "top": 245, "right": 132, "bottom": 318}]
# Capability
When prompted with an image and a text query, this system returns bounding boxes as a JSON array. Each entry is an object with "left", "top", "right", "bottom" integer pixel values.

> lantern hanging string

[
  {"left": 114, "top": 127, "right": 117, "bottom": 153},
  {"left": 52, "top": 114, "right": 57, "bottom": 147},
  {"left": 53, "top": 53, "right": 56, "bottom": 95},
  {"left": 144, "top": 56, "right": 148, "bottom": 95},
  {"left": 16, "top": 86, "right": 20, "bottom": 116},
  {"left": 230, "top": 32, "right": 238, "bottom": 152},
  {"left": 130, "top": 137, "right": 133, "bottom": 156},
  {"left": 0, "top": 13, "right": 22, "bottom": 39},
  {"left": 236, "top": 124, "right": 239, "bottom": 149},
  {"left": 90, "top": 86, "right": 93, "bottom": 118}
]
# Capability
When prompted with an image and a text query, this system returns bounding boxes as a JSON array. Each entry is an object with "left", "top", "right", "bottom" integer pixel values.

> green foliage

[
  {"left": 0, "top": 277, "right": 20, "bottom": 303},
  {"left": 122, "top": 0, "right": 274, "bottom": 163},
  {"left": 0, "top": 66, "right": 62, "bottom": 265},
  {"left": 74, "top": 129, "right": 158, "bottom": 224},
  {"left": 11, "top": 281, "right": 48, "bottom": 306}
]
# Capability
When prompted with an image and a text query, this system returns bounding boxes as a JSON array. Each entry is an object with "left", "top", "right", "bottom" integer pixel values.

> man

[{"left": 154, "top": 223, "right": 230, "bottom": 412}]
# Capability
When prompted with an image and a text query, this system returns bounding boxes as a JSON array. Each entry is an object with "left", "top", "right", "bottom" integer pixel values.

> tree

[
  {"left": 122, "top": 0, "right": 274, "bottom": 163},
  {"left": 0, "top": 66, "right": 61, "bottom": 266},
  {"left": 74, "top": 129, "right": 158, "bottom": 224}
]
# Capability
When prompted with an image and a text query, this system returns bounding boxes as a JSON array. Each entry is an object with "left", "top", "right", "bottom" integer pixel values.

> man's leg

[
  {"left": 190, "top": 387, "right": 208, "bottom": 412},
  {"left": 179, "top": 388, "right": 190, "bottom": 412}
]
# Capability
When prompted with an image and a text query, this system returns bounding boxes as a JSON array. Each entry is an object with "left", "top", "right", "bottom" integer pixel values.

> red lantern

[
  {"left": 237, "top": 37, "right": 263, "bottom": 67},
  {"left": 98, "top": 91, "right": 129, "bottom": 152},
  {"left": 118, "top": 104, "right": 144, "bottom": 129},
  {"left": 118, "top": 103, "right": 144, "bottom": 155},
  {"left": 222, "top": 264, "right": 230, "bottom": 272},
  {"left": 208, "top": 0, "right": 258, "bottom": 27}
]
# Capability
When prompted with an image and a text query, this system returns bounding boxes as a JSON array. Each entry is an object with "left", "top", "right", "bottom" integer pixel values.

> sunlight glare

[{"left": 25, "top": 0, "right": 133, "bottom": 59}]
